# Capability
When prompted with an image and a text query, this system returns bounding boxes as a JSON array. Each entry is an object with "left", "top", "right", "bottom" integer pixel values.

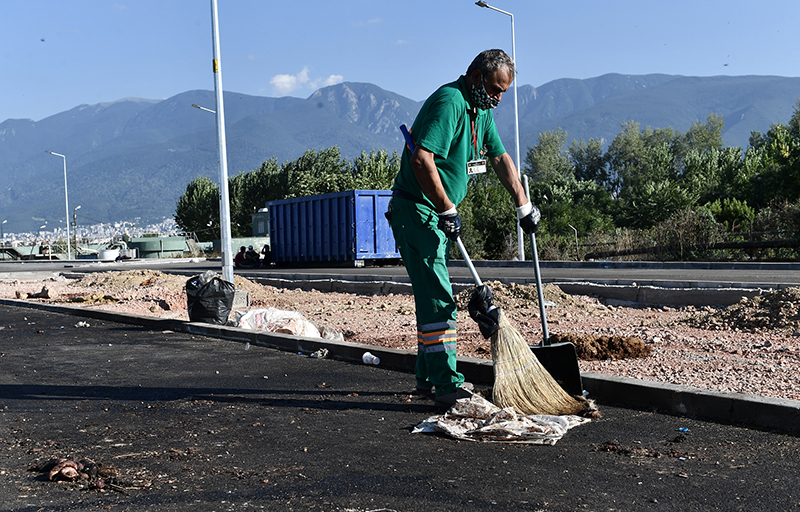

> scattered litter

[
  {"left": 75, "top": 321, "right": 91, "bottom": 328},
  {"left": 16, "top": 286, "right": 51, "bottom": 299},
  {"left": 413, "top": 394, "right": 591, "bottom": 444},
  {"left": 28, "top": 456, "right": 133, "bottom": 492},
  {"left": 318, "top": 325, "right": 344, "bottom": 342},
  {"left": 362, "top": 352, "right": 380, "bottom": 365},
  {"left": 678, "top": 427, "right": 689, "bottom": 432},
  {"left": 235, "top": 308, "right": 321, "bottom": 338},
  {"left": 244, "top": 342, "right": 251, "bottom": 351},
  {"left": 309, "top": 348, "right": 328, "bottom": 359}
]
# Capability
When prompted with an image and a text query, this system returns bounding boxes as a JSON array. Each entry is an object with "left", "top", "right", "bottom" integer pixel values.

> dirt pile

[
  {"left": 549, "top": 333, "right": 653, "bottom": 361},
  {"left": 454, "top": 280, "right": 595, "bottom": 310},
  {"left": 682, "top": 287, "right": 800, "bottom": 334},
  {"left": 73, "top": 269, "right": 188, "bottom": 291}
]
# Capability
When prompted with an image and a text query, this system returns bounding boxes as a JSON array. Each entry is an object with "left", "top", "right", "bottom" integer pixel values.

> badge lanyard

[
  {"left": 467, "top": 108, "right": 487, "bottom": 175},
  {"left": 469, "top": 109, "right": 480, "bottom": 161}
]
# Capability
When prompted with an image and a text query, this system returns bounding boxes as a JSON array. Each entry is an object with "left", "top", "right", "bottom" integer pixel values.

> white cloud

[
  {"left": 269, "top": 67, "right": 310, "bottom": 95},
  {"left": 269, "top": 67, "right": 343, "bottom": 95},
  {"left": 311, "top": 74, "right": 344, "bottom": 89}
]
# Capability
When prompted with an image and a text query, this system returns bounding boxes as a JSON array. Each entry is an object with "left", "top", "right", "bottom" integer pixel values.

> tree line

[
  {"left": 175, "top": 149, "right": 399, "bottom": 241},
  {"left": 175, "top": 99, "right": 800, "bottom": 261}
]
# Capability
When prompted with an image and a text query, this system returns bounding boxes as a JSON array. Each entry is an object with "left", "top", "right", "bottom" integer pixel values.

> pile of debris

[
  {"left": 28, "top": 457, "right": 130, "bottom": 492},
  {"left": 683, "top": 287, "right": 800, "bottom": 334}
]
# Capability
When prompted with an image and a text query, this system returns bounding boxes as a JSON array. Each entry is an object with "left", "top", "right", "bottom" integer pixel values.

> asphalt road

[
  {"left": 1, "top": 304, "right": 799, "bottom": 511},
  {"left": 2, "top": 258, "right": 800, "bottom": 290}
]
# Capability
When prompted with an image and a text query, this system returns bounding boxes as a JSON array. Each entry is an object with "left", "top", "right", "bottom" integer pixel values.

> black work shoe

[
  {"left": 412, "top": 386, "right": 435, "bottom": 399},
  {"left": 434, "top": 382, "right": 474, "bottom": 409}
]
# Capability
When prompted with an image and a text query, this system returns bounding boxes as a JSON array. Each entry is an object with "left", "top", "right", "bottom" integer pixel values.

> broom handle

[
  {"left": 530, "top": 231, "right": 550, "bottom": 345},
  {"left": 523, "top": 174, "right": 550, "bottom": 345},
  {"left": 455, "top": 237, "right": 483, "bottom": 287}
]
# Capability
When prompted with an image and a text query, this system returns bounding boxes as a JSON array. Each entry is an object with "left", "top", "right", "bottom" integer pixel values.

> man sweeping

[{"left": 388, "top": 49, "right": 541, "bottom": 408}]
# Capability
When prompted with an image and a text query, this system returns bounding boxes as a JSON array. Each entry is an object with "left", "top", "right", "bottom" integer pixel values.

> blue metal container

[{"left": 266, "top": 190, "right": 399, "bottom": 265}]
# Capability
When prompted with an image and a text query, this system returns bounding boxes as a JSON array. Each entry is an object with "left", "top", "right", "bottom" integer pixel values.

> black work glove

[
  {"left": 518, "top": 204, "right": 542, "bottom": 235},
  {"left": 468, "top": 284, "right": 494, "bottom": 316},
  {"left": 437, "top": 210, "right": 462, "bottom": 241},
  {"left": 468, "top": 284, "right": 502, "bottom": 339}
]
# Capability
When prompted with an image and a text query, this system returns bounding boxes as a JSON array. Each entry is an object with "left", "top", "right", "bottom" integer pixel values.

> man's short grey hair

[{"left": 466, "top": 49, "right": 515, "bottom": 78}]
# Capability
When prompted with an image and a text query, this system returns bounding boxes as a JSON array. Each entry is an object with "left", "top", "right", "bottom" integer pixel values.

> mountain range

[{"left": 1, "top": 73, "right": 798, "bottom": 233}]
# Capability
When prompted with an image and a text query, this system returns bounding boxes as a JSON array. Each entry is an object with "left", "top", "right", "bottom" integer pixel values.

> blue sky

[{"left": 2, "top": 0, "right": 798, "bottom": 122}]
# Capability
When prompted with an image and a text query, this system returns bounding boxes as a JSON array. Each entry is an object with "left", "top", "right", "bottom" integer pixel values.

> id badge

[{"left": 467, "top": 159, "right": 487, "bottom": 175}]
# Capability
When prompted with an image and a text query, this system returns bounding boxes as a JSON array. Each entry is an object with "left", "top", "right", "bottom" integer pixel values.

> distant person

[
  {"left": 387, "top": 49, "right": 540, "bottom": 408},
  {"left": 260, "top": 244, "right": 272, "bottom": 267},
  {"left": 233, "top": 246, "right": 247, "bottom": 268},
  {"left": 244, "top": 245, "right": 260, "bottom": 267}
]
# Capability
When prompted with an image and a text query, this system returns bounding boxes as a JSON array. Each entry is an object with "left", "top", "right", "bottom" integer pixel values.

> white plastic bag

[{"left": 235, "top": 307, "right": 321, "bottom": 338}]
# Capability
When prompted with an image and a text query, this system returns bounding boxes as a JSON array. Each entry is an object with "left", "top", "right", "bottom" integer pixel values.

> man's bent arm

[
  {"left": 491, "top": 152, "right": 529, "bottom": 207},
  {"left": 410, "top": 146, "right": 454, "bottom": 213}
]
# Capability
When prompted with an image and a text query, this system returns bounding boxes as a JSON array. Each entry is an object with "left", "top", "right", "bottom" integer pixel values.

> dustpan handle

[
  {"left": 455, "top": 237, "right": 483, "bottom": 287},
  {"left": 530, "top": 231, "right": 550, "bottom": 344},
  {"left": 523, "top": 174, "right": 550, "bottom": 346}
]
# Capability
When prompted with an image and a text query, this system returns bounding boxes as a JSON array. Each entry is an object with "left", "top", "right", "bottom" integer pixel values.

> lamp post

[
  {"left": 73, "top": 205, "right": 81, "bottom": 255},
  {"left": 208, "top": 0, "right": 234, "bottom": 283},
  {"left": 1, "top": 220, "right": 6, "bottom": 244},
  {"left": 45, "top": 150, "right": 72, "bottom": 260},
  {"left": 475, "top": 1, "right": 524, "bottom": 261}
]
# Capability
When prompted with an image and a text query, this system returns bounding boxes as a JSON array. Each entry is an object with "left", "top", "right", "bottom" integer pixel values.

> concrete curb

[
  {"left": 2, "top": 297, "right": 798, "bottom": 434},
  {"left": 556, "top": 282, "right": 766, "bottom": 307},
  {"left": 252, "top": 276, "right": 763, "bottom": 307}
]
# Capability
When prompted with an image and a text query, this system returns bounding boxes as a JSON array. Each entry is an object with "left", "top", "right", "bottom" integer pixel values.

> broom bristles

[{"left": 491, "top": 310, "right": 588, "bottom": 417}]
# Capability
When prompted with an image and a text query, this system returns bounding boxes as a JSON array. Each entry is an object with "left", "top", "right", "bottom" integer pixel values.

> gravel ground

[{"left": 3, "top": 269, "right": 799, "bottom": 401}]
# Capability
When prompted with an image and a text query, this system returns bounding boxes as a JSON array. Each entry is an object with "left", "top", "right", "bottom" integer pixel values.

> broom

[{"left": 456, "top": 237, "right": 593, "bottom": 417}]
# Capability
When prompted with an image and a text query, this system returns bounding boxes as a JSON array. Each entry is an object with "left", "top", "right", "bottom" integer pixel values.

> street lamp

[
  {"left": 475, "top": 1, "right": 525, "bottom": 261},
  {"left": 73, "top": 205, "right": 81, "bottom": 255},
  {"left": 191, "top": 103, "right": 216, "bottom": 114},
  {"left": 1, "top": 220, "right": 6, "bottom": 244},
  {"left": 207, "top": 0, "right": 234, "bottom": 283},
  {"left": 45, "top": 150, "right": 72, "bottom": 260}
]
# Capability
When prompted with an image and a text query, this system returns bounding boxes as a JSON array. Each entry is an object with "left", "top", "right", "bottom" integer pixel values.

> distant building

[{"left": 252, "top": 209, "right": 269, "bottom": 238}]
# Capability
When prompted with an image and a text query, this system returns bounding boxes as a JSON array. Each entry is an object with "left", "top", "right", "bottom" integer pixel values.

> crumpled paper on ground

[
  {"left": 413, "top": 394, "right": 591, "bottom": 444},
  {"left": 235, "top": 308, "right": 321, "bottom": 338}
]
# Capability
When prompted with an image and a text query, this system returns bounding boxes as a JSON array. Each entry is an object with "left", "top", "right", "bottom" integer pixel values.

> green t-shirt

[{"left": 393, "top": 75, "right": 506, "bottom": 209}]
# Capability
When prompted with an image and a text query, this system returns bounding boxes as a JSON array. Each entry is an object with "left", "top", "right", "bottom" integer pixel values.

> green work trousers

[{"left": 388, "top": 196, "right": 465, "bottom": 396}]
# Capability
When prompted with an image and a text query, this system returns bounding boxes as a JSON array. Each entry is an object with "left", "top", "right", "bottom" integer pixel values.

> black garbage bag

[{"left": 186, "top": 271, "right": 235, "bottom": 325}]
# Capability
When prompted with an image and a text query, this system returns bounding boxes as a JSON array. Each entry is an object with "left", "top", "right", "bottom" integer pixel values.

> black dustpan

[{"left": 528, "top": 231, "right": 585, "bottom": 397}]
